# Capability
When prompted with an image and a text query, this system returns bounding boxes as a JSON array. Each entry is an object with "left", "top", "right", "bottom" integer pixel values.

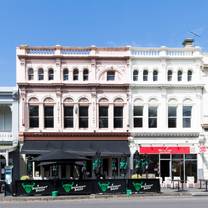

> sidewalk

[{"left": 1, "top": 187, "right": 208, "bottom": 202}]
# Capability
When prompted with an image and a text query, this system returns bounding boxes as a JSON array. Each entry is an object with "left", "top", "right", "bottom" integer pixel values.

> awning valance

[{"left": 21, "top": 140, "right": 130, "bottom": 157}]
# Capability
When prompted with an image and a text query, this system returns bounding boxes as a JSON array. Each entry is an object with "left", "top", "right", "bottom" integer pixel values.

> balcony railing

[{"left": 0, "top": 132, "right": 18, "bottom": 146}]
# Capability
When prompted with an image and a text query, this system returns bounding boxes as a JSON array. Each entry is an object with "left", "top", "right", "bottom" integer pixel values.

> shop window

[
  {"left": 64, "top": 106, "right": 73, "bottom": 128},
  {"left": 178, "top": 70, "right": 182, "bottom": 81},
  {"left": 187, "top": 70, "right": 192, "bottom": 82},
  {"left": 168, "top": 106, "right": 177, "bottom": 128},
  {"left": 79, "top": 106, "right": 88, "bottom": 128},
  {"left": 73, "top": 68, "right": 79, "bottom": 80},
  {"left": 48, "top": 68, "right": 54, "bottom": 80},
  {"left": 28, "top": 68, "right": 34, "bottom": 80},
  {"left": 29, "top": 105, "right": 39, "bottom": 128},
  {"left": 107, "top": 71, "right": 115, "bottom": 81},
  {"left": 44, "top": 106, "right": 54, "bottom": 128},
  {"left": 133, "top": 106, "right": 143, "bottom": 128},
  {"left": 133, "top": 70, "right": 138, "bottom": 81},
  {"left": 153, "top": 70, "right": 158, "bottom": 81},
  {"left": 38, "top": 68, "right": 44, "bottom": 80},
  {"left": 183, "top": 106, "right": 192, "bottom": 128},
  {"left": 148, "top": 106, "right": 157, "bottom": 128},
  {"left": 114, "top": 106, "right": 123, "bottom": 128},
  {"left": 63, "top": 68, "right": 69, "bottom": 81},
  {"left": 143, "top": 70, "right": 148, "bottom": 81},
  {"left": 167, "top": 70, "right": 172, "bottom": 81},
  {"left": 99, "top": 106, "right": 108, "bottom": 128},
  {"left": 83, "top": 69, "right": 89, "bottom": 81}
]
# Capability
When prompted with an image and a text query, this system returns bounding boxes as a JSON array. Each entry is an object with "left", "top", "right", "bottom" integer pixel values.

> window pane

[
  {"left": 168, "top": 118, "right": 176, "bottom": 128},
  {"left": 44, "top": 106, "right": 54, "bottom": 128},
  {"left": 153, "top": 70, "right": 158, "bottom": 81},
  {"left": 48, "top": 69, "right": 54, "bottom": 80},
  {"left": 73, "top": 69, "right": 79, "bottom": 80},
  {"left": 79, "top": 106, "right": 88, "bottom": 116},
  {"left": 38, "top": 69, "right": 44, "bottom": 80},
  {"left": 183, "top": 118, "right": 191, "bottom": 128},
  {"left": 185, "top": 154, "right": 197, "bottom": 160},
  {"left": 143, "top": 70, "right": 148, "bottom": 81},
  {"left": 107, "top": 71, "right": 115, "bottom": 81},
  {"left": 83, "top": 69, "right": 89, "bottom": 81},
  {"left": 134, "top": 118, "right": 143, "bottom": 128},
  {"left": 149, "top": 107, "right": 157, "bottom": 117},
  {"left": 134, "top": 106, "right": 143, "bottom": 116},
  {"left": 133, "top": 70, "right": 138, "bottom": 81},
  {"left": 168, "top": 70, "right": 172, "bottom": 81},
  {"left": 79, "top": 106, "right": 88, "bottom": 128},
  {"left": 148, "top": 106, "right": 157, "bottom": 128},
  {"left": 29, "top": 106, "right": 39, "bottom": 128},
  {"left": 63, "top": 69, "right": 69, "bottom": 80},
  {"left": 149, "top": 118, "right": 157, "bottom": 128},
  {"left": 114, "top": 106, "right": 123, "bottom": 117},
  {"left": 114, "top": 106, "right": 123, "bottom": 128},
  {"left": 183, "top": 106, "right": 192, "bottom": 116},
  {"left": 168, "top": 106, "right": 176, "bottom": 117},
  {"left": 64, "top": 106, "right": 73, "bottom": 128},
  {"left": 99, "top": 106, "right": 108, "bottom": 128}
]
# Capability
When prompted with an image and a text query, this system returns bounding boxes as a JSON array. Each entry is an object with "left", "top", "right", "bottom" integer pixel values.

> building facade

[
  {"left": 0, "top": 87, "right": 19, "bottom": 181},
  {"left": 16, "top": 45, "right": 130, "bottom": 179},
  {"left": 129, "top": 39, "right": 205, "bottom": 182}
]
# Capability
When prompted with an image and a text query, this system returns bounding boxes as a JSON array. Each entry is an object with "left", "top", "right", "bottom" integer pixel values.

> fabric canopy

[{"left": 21, "top": 140, "right": 130, "bottom": 157}]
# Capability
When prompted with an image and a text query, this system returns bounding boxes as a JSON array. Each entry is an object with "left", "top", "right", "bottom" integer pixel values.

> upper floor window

[
  {"left": 48, "top": 68, "right": 54, "bottom": 80},
  {"left": 99, "top": 106, "right": 108, "bottom": 128},
  {"left": 83, "top": 69, "right": 89, "bottom": 81},
  {"left": 38, "top": 68, "right": 44, "bottom": 80},
  {"left": 28, "top": 68, "right": 34, "bottom": 80},
  {"left": 29, "top": 105, "right": 39, "bottom": 128},
  {"left": 107, "top": 71, "right": 115, "bottom": 81},
  {"left": 183, "top": 106, "right": 192, "bottom": 128},
  {"left": 143, "top": 70, "right": 148, "bottom": 81},
  {"left": 63, "top": 68, "right": 69, "bottom": 81},
  {"left": 187, "top": 70, "right": 192, "bottom": 82},
  {"left": 64, "top": 106, "right": 74, "bottom": 128},
  {"left": 148, "top": 106, "right": 157, "bottom": 128},
  {"left": 114, "top": 106, "right": 123, "bottom": 128},
  {"left": 178, "top": 70, "right": 182, "bottom": 81},
  {"left": 168, "top": 106, "right": 177, "bottom": 128},
  {"left": 0, "top": 106, "right": 12, "bottom": 131},
  {"left": 133, "top": 106, "right": 143, "bottom": 128},
  {"left": 79, "top": 106, "right": 88, "bottom": 128},
  {"left": 44, "top": 106, "right": 54, "bottom": 128},
  {"left": 153, "top": 70, "right": 158, "bottom": 81},
  {"left": 133, "top": 70, "right": 138, "bottom": 81},
  {"left": 73, "top": 68, "right": 79, "bottom": 81},
  {"left": 167, "top": 70, "right": 172, "bottom": 81}
]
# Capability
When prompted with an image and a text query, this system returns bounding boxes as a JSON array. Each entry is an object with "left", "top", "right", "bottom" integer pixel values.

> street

[{"left": 1, "top": 196, "right": 208, "bottom": 208}]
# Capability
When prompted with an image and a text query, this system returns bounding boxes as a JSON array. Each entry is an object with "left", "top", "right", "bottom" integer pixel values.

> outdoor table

[
  {"left": 199, "top": 179, "right": 208, "bottom": 191},
  {"left": 172, "top": 179, "right": 185, "bottom": 192}
]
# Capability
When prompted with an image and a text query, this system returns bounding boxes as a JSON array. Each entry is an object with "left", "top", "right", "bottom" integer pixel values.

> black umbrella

[{"left": 33, "top": 150, "right": 88, "bottom": 162}]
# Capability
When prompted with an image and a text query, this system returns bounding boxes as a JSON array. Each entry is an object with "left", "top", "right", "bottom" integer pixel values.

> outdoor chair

[
  {"left": 173, "top": 176, "right": 181, "bottom": 189},
  {"left": 163, "top": 177, "right": 172, "bottom": 188},
  {"left": 186, "top": 176, "right": 195, "bottom": 188}
]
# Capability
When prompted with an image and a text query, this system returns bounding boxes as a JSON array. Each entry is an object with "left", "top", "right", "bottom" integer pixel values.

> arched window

[
  {"left": 99, "top": 98, "right": 109, "bottom": 128},
  {"left": 133, "top": 70, "right": 138, "bottom": 81},
  {"left": 28, "top": 68, "right": 34, "bottom": 80},
  {"left": 48, "top": 68, "right": 54, "bottom": 80},
  {"left": 178, "top": 70, "right": 182, "bottom": 81},
  {"left": 63, "top": 97, "right": 74, "bottom": 128},
  {"left": 83, "top": 69, "right": 89, "bottom": 81},
  {"left": 113, "top": 98, "right": 124, "bottom": 128},
  {"left": 167, "top": 70, "right": 172, "bottom": 81},
  {"left": 73, "top": 68, "right": 79, "bottom": 81},
  {"left": 38, "top": 68, "right": 44, "bottom": 80},
  {"left": 78, "top": 98, "right": 89, "bottom": 128},
  {"left": 153, "top": 70, "right": 158, "bottom": 81},
  {"left": 187, "top": 70, "right": 192, "bottom": 82},
  {"left": 43, "top": 97, "right": 54, "bottom": 128},
  {"left": 63, "top": 68, "right": 69, "bottom": 81},
  {"left": 28, "top": 97, "right": 39, "bottom": 128},
  {"left": 133, "top": 99, "right": 144, "bottom": 128},
  {"left": 143, "top": 70, "right": 148, "bottom": 81}
]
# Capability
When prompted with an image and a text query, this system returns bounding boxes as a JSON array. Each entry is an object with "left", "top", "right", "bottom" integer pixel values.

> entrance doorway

[
  {"left": 0, "top": 155, "right": 6, "bottom": 180},
  {"left": 160, "top": 160, "right": 170, "bottom": 180}
]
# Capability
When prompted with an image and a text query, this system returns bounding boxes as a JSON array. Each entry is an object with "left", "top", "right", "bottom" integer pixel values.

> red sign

[
  {"left": 199, "top": 145, "right": 208, "bottom": 153},
  {"left": 139, "top": 146, "right": 190, "bottom": 154}
]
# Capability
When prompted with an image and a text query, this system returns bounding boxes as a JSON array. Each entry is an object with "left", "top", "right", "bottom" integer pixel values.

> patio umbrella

[{"left": 33, "top": 150, "right": 88, "bottom": 162}]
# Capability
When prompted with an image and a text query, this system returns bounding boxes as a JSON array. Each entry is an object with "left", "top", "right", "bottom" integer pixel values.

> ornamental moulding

[{"left": 132, "top": 132, "right": 199, "bottom": 137}]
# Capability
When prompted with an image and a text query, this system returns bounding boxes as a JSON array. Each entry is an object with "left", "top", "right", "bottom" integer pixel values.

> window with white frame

[
  {"left": 28, "top": 68, "right": 34, "bottom": 80},
  {"left": 143, "top": 70, "right": 148, "bottom": 81},
  {"left": 99, "top": 106, "right": 108, "bottom": 128},
  {"left": 64, "top": 106, "right": 73, "bottom": 128},
  {"left": 114, "top": 106, "right": 123, "bottom": 128},
  {"left": 83, "top": 69, "right": 89, "bottom": 81},
  {"left": 38, "top": 68, "right": 44, "bottom": 80},
  {"left": 133, "top": 70, "right": 138, "bottom": 81},
  {"left": 63, "top": 68, "right": 69, "bottom": 81},
  {"left": 79, "top": 106, "right": 88, "bottom": 128},
  {"left": 48, "top": 68, "right": 54, "bottom": 80},
  {"left": 153, "top": 70, "right": 158, "bottom": 81},
  {"left": 107, "top": 71, "right": 115, "bottom": 81},
  {"left": 183, "top": 106, "right": 192, "bottom": 128},
  {"left": 168, "top": 106, "right": 177, "bottom": 128},
  {"left": 73, "top": 68, "right": 79, "bottom": 81},
  {"left": 44, "top": 105, "right": 54, "bottom": 128},
  {"left": 187, "top": 70, "right": 192, "bottom": 82},
  {"left": 133, "top": 106, "right": 143, "bottom": 128},
  {"left": 178, "top": 70, "right": 182, "bottom": 81},
  {"left": 167, "top": 70, "right": 172, "bottom": 81},
  {"left": 29, "top": 105, "right": 39, "bottom": 128},
  {"left": 148, "top": 106, "right": 157, "bottom": 128}
]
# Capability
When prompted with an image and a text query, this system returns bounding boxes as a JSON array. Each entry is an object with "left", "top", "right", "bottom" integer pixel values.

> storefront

[{"left": 133, "top": 145, "right": 197, "bottom": 182}]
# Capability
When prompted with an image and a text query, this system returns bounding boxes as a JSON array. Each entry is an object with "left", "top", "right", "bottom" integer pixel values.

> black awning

[{"left": 21, "top": 140, "right": 130, "bottom": 157}]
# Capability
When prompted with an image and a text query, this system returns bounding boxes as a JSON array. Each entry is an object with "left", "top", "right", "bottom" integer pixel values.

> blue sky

[{"left": 0, "top": 0, "right": 208, "bottom": 86}]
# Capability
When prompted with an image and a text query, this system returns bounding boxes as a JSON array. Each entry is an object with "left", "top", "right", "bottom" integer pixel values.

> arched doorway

[{"left": 0, "top": 155, "right": 6, "bottom": 180}]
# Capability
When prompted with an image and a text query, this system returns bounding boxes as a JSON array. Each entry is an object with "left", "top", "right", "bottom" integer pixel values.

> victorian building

[
  {"left": 0, "top": 87, "right": 19, "bottom": 181},
  {"left": 16, "top": 45, "right": 130, "bottom": 179},
  {"left": 129, "top": 39, "right": 205, "bottom": 182}
]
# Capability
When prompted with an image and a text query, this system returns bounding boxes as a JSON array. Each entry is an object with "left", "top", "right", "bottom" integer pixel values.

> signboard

[
  {"left": 128, "top": 179, "right": 160, "bottom": 193},
  {"left": 139, "top": 146, "right": 190, "bottom": 154},
  {"left": 93, "top": 179, "right": 126, "bottom": 194},
  {"left": 5, "top": 166, "right": 13, "bottom": 185},
  {"left": 58, "top": 180, "right": 92, "bottom": 195},
  {"left": 15, "top": 180, "right": 54, "bottom": 196},
  {"left": 198, "top": 145, "right": 208, "bottom": 153}
]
